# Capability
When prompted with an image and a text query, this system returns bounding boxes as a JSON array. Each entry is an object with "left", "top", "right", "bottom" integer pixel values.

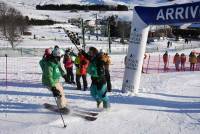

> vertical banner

[
  {"left": 122, "top": 10, "right": 150, "bottom": 93},
  {"left": 122, "top": 1, "right": 200, "bottom": 94}
]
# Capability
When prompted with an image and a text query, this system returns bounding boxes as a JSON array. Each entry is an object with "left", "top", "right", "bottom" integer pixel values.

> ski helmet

[
  {"left": 100, "top": 49, "right": 106, "bottom": 54},
  {"left": 52, "top": 48, "right": 64, "bottom": 57}
]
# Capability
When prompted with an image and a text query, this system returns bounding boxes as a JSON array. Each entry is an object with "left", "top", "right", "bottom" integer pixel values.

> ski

[
  {"left": 43, "top": 103, "right": 98, "bottom": 121},
  {"left": 73, "top": 109, "right": 99, "bottom": 116},
  {"left": 72, "top": 112, "right": 97, "bottom": 121},
  {"left": 43, "top": 103, "right": 70, "bottom": 115}
]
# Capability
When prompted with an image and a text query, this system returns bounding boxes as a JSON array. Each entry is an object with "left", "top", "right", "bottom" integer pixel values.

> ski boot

[
  {"left": 97, "top": 101, "right": 102, "bottom": 108},
  {"left": 59, "top": 107, "right": 70, "bottom": 114},
  {"left": 71, "top": 81, "right": 76, "bottom": 85},
  {"left": 103, "top": 101, "right": 110, "bottom": 109}
]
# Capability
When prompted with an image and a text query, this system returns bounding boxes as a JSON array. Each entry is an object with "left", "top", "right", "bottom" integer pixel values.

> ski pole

[
  {"left": 53, "top": 96, "right": 67, "bottom": 128},
  {"left": 72, "top": 42, "right": 81, "bottom": 52}
]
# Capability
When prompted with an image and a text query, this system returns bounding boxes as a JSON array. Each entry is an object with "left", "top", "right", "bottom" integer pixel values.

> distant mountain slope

[
  {"left": 2, "top": 0, "right": 197, "bottom": 7},
  {"left": 1, "top": 0, "right": 197, "bottom": 22}
]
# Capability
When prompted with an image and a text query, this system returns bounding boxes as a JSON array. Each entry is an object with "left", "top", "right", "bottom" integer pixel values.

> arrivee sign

[
  {"left": 122, "top": 1, "right": 200, "bottom": 94},
  {"left": 135, "top": 2, "right": 200, "bottom": 25}
]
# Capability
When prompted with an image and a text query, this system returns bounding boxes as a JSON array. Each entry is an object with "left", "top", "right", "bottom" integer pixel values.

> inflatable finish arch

[{"left": 122, "top": 2, "right": 200, "bottom": 94}]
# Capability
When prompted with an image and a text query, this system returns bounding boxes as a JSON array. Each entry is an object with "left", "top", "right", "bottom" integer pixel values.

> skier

[
  {"left": 39, "top": 48, "right": 68, "bottom": 111},
  {"left": 185, "top": 38, "right": 188, "bottom": 44},
  {"left": 189, "top": 52, "right": 197, "bottom": 71},
  {"left": 74, "top": 52, "right": 88, "bottom": 91},
  {"left": 167, "top": 41, "right": 170, "bottom": 48},
  {"left": 81, "top": 47, "right": 110, "bottom": 109},
  {"left": 173, "top": 53, "right": 181, "bottom": 71},
  {"left": 180, "top": 53, "right": 186, "bottom": 71},
  {"left": 63, "top": 51, "right": 75, "bottom": 84},
  {"left": 163, "top": 51, "right": 168, "bottom": 71}
]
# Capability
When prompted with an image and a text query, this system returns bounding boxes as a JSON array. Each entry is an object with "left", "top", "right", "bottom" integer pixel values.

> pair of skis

[{"left": 44, "top": 103, "right": 98, "bottom": 121}]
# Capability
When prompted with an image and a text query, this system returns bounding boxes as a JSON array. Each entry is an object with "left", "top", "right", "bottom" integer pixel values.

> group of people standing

[
  {"left": 39, "top": 46, "right": 112, "bottom": 111},
  {"left": 163, "top": 51, "right": 200, "bottom": 71}
]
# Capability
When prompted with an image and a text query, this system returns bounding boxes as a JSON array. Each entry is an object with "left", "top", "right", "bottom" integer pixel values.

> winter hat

[
  {"left": 100, "top": 49, "right": 106, "bottom": 54},
  {"left": 45, "top": 48, "right": 52, "bottom": 56}
]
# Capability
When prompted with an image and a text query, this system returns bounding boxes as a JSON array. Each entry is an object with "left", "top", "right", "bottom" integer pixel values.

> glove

[{"left": 51, "top": 87, "right": 61, "bottom": 97}]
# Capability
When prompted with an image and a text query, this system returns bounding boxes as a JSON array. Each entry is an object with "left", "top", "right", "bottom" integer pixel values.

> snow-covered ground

[
  {"left": 0, "top": 0, "right": 200, "bottom": 133},
  {"left": 0, "top": 52, "right": 200, "bottom": 134}
]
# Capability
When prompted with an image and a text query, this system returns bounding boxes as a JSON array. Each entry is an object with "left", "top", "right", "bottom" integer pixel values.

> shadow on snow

[
  {"left": 0, "top": 81, "right": 43, "bottom": 88},
  {"left": 110, "top": 93, "right": 200, "bottom": 113},
  {"left": 0, "top": 102, "right": 53, "bottom": 114},
  {"left": 0, "top": 84, "right": 199, "bottom": 114}
]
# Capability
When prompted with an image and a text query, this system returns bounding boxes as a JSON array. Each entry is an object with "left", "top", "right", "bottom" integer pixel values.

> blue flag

[{"left": 135, "top": 2, "right": 200, "bottom": 25}]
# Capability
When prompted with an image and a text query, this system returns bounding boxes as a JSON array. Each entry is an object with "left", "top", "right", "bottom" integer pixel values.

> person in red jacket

[
  {"left": 63, "top": 53, "right": 75, "bottom": 84},
  {"left": 163, "top": 51, "right": 168, "bottom": 71},
  {"left": 180, "top": 53, "right": 186, "bottom": 71},
  {"left": 75, "top": 52, "right": 89, "bottom": 91}
]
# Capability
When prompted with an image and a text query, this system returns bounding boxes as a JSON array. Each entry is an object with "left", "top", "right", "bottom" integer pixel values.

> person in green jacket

[
  {"left": 81, "top": 47, "right": 110, "bottom": 109},
  {"left": 40, "top": 48, "right": 68, "bottom": 110}
]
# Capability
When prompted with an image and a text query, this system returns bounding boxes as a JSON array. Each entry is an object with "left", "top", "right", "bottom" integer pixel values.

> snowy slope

[
  {"left": 2, "top": 0, "right": 198, "bottom": 6},
  {"left": 0, "top": 53, "right": 200, "bottom": 134},
  {"left": 0, "top": 1, "right": 199, "bottom": 133}
]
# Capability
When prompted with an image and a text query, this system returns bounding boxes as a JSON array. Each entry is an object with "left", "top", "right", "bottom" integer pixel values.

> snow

[
  {"left": 0, "top": 52, "right": 200, "bottom": 134},
  {"left": 0, "top": 0, "right": 200, "bottom": 133}
]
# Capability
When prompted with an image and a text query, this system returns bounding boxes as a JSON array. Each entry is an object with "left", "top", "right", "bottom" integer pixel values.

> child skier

[
  {"left": 81, "top": 47, "right": 110, "bottom": 109},
  {"left": 39, "top": 48, "right": 68, "bottom": 111},
  {"left": 63, "top": 52, "right": 75, "bottom": 84},
  {"left": 75, "top": 52, "right": 88, "bottom": 91}
]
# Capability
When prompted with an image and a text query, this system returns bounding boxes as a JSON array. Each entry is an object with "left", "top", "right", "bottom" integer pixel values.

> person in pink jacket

[{"left": 63, "top": 53, "right": 75, "bottom": 84}]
